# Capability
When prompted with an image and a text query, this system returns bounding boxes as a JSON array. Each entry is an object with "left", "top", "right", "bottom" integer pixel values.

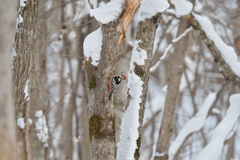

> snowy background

[{"left": 14, "top": 0, "right": 240, "bottom": 160}]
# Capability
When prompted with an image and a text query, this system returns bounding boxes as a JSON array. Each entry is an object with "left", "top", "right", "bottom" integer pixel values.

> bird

[{"left": 108, "top": 72, "right": 126, "bottom": 100}]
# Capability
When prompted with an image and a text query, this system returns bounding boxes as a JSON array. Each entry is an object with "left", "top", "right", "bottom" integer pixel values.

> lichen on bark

[
  {"left": 89, "top": 76, "right": 96, "bottom": 90},
  {"left": 89, "top": 114, "right": 103, "bottom": 141}
]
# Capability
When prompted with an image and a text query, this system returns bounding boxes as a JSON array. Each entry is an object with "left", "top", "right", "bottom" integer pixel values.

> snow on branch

[
  {"left": 117, "top": 40, "right": 147, "bottom": 160},
  {"left": 90, "top": 0, "right": 125, "bottom": 24},
  {"left": 170, "top": 0, "right": 193, "bottom": 16},
  {"left": 83, "top": 28, "right": 102, "bottom": 66},
  {"left": 193, "top": 13, "right": 240, "bottom": 78},
  {"left": 195, "top": 94, "right": 240, "bottom": 160},
  {"left": 168, "top": 93, "right": 217, "bottom": 160},
  {"left": 138, "top": 0, "right": 169, "bottom": 22},
  {"left": 188, "top": 13, "right": 240, "bottom": 86},
  {"left": 150, "top": 27, "right": 193, "bottom": 73}
]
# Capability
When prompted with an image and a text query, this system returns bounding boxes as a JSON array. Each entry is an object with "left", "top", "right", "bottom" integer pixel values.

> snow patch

[
  {"left": 20, "top": 0, "right": 27, "bottom": 7},
  {"left": 24, "top": 80, "right": 29, "bottom": 100},
  {"left": 212, "top": 108, "right": 220, "bottom": 114},
  {"left": 90, "top": 0, "right": 125, "bottom": 24},
  {"left": 117, "top": 40, "right": 148, "bottom": 160},
  {"left": 130, "top": 40, "right": 148, "bottom": 71},
  {"left": 171, "top": 0, "right": 193, "bottom": 16},
  {"left": 17, "top": 118, "right": 32, "bottom": 129},
  {"left": 162, "top": 85, "right": 168, "bottom": 93},
  {"left": 35, "top": 110, "right": 49, "bottom": 147},
  {"left": 83, "top": 28, "right": 102, "bottom": 66},
  {"left": 138, "top": 0, "right": 169, "bottom": 22},
  {"left": 17, "top": 118, "right": 25, "bottom": 129},
  {"left": 117, "top": 71, "right": 143, "bottom": 160}
]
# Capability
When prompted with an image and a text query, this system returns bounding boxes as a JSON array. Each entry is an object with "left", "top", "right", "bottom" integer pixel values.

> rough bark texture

[
  {"left": 0, "top": 1, "right": 17, "bottom": 160},
  {"left": 13, "top": 0, "right": 39, "bottom": 119},
  {"left": 76, "top": 16, "right": 98, "bottom": 160},
  {"left": 155, "top": 18, "right": 190, "bottom": 160},
  {"left": 84, "top": 21, "right": 119, "bottom": 160},
  {"left": 188, "top": 14, "right": 240, "bottom": 87},
  {"left": 123, "top": 15, "right": 161, "bottom": 159}
]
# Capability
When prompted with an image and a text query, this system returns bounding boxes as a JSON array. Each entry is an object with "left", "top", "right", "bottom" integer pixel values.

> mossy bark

[
  {"left": 84, "top": 21, "right": 120, "bottom": 160},
  {"left": 123, "top": 15, "right": 162, "bottom": 159}
]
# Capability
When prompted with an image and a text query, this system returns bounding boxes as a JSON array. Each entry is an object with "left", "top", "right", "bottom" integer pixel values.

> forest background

[{"left": 1, "top": 0, "right": 240, "bottom": 160}]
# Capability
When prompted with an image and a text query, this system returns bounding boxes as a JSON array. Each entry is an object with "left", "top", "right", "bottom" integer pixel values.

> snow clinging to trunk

[{"left": 117, "top": 40, "right": 147, "bottom": 160}]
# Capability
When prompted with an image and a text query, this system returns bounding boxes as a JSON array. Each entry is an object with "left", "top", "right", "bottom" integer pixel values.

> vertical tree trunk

[
  {"left": 128, "top": 15, "right": 162, "bottom": 159},
  {"left": 13, "top": 0, "right": 39, "bottom": 119},
  {"left": 155, "top": 18, "right": 190, "bottom": 160},
  {"left": 0, "top": 1, "right": 17, "bottom": 160},
  {"left": 84, "top": 21, "right": 119, "bottom": 160},
  {"left": 28, "top": 0, "right": 50, "bottom": 158}
]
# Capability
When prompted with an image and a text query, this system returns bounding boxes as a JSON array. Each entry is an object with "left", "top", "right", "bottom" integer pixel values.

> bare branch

[{"left": 150, "top": 26, "right": 193, "bottom": 73}]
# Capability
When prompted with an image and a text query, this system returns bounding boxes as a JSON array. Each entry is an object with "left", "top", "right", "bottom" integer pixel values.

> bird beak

[{"left": 121, "top": 75, "right": 126, "bottom": 80}]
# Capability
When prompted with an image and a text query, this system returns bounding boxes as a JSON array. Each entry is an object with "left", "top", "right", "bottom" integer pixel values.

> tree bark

[
  {"left": 13, "top": 0, "right": 39, "bottom": 119},
  {"left": 128, "top": 15, "right": 162, "bottom": 159},
  {"left": 155, "top": 17, "right": 190, "bottom": 160},
  {"left": 84, "top": 21, "right": 119, "bottom": 160},
  {"left": 28, "top": 0, "right": 50, "bottom": 159},
  {"left": 0, "top": 1, "right": 17, "bottom": 160}
]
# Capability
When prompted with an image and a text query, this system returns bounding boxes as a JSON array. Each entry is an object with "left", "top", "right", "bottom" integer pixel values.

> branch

[
  {"left": 187, "top": 13, "right": 240, "bottom": 87},
  {"left": 195, "top": 94, "right": 240, "bottom": 160},
  {"left": 168, "top": 81, "right": 231, "bottom": 160},
  {"left": 87, "top": 0, "right": 94, "bottom": 9},
  {"left": 150, "top": 26, "right": 193, "bottom": 73}
]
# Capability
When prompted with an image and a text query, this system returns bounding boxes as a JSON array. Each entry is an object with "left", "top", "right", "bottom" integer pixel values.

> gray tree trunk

[
  {"left": 84, "top": 21, "right": 120, "bottom": 160},
  {"left": 0, "top": 1, "right": 17, "bottom": 160},
  {"left": 155, "top": 18, "right": 190, "bottom": 160},
  {"left": 28, "top": 0, "right": 50, "bottom": 158},
  {"left": 125, "top": 15, "right": 162, "bottom": 159},
  {"left": 13, "top": 0, "right": 39, "bottom": 119}
]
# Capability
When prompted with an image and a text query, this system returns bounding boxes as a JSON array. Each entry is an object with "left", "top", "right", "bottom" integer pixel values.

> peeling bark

[{"left": 117, "top": 0, "right": 141, "bottom": 45}]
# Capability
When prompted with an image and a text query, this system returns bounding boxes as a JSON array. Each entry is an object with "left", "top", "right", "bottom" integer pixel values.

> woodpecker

[{"left": 108, "top": 73, "right": 126, "bottom": 100}]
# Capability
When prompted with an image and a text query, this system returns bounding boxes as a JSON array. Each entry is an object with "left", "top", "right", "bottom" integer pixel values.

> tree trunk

[
  {"left": 130, "top": 15, "right": 162, "bottom": 159},
  {"left": 155, "top": 17, "right": 190, "bottom": 160},
  {"left": 0, "top": 1, "right": 17, "bottom": 160},
  {"left": 84, "top": 21, "right": 120, "bottom": 159},
  {"left": 28, "top": 0, "right": 50, "bottom": 159},
  {"left": 13, "top": 0, "right": 39, "bottom": 119}
]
